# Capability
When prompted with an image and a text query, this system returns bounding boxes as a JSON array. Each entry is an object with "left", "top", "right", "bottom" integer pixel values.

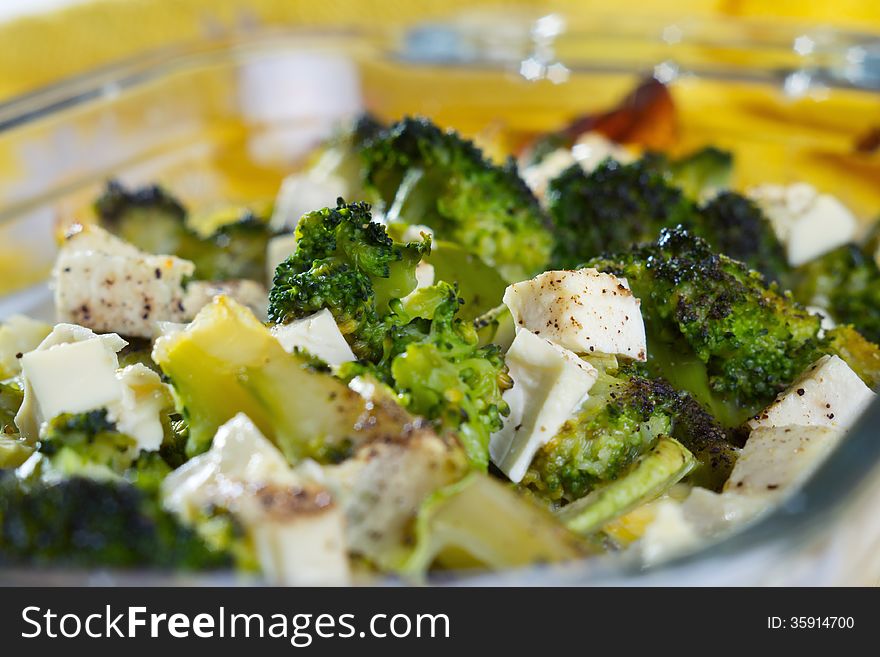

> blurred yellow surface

[
  {"left": 0, "top": 1, "right": 879, "bottom": 296},
  {"left": 1, "top": 0, "right": 879, "bottom": 100}
]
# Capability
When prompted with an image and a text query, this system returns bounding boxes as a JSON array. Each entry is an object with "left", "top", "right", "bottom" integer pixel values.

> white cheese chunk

[
  {"left": 14, "top": 323, "right": 168, "bottom": 451},
  {"left": 806, "top": 305, "right": 836, "bottom": 334},
  {"left": 522, "top": 135, "right": 633, "bottom": 204},
  {"left": 639, "top": 500, "right": 699, "bottom": 565},
  {"left": 522, "top": 148, "right": 576, "bottom": 202},
  {"left": 489, "top": 329, "right": 598, "bottom": 483},
  {"left": 571, "top": 132, "right": 635, "bottom": 172},
  {"left": 748, "top": 183, "right": 858, "bottom": 266},
  {"left": 748, "top": 355, "right": 875, "bottom": 432},
  {"left": 0, "top": 315, "right": 51, "bottom": 378},
  {"left": 324, "top": 422, "right": 466, "bottom": 570},
  {"left": 53, "top": 224, "right": 194, "bottom": 338},
  {"left": 503, "top": 268, "right": 647, "bottom": 361},
  {"left": 640, "top": 489, "right": 766, "bottom": 565},
  {"left": 270, "top": 308, "right": 356, "bottom": 367},
  {"left": 725, "top": 425, "right": 843, "bottom": 497},
  {"left": 112, "top": 364, "right": 171, "bottom": 453},
  {"left": 265, "top": 232, "right": 300, "bottom": 282},
  {"left": 162, "top": 413, "right": 349, "bottom": 586},
  {"left": 55, "top": 224, "right": 269, "bottom": 336},
  {"left": 19, "top": 339, "right": 121, "bottom": 428}
]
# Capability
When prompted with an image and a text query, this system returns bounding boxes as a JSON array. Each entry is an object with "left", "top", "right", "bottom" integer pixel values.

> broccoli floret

[
  {"left": 268, "top": 199, "right": 429, "bottom": 361},
  {"left": 0, "top": 471, "right": 232, "bottom": 569},
  {"left": 793, "top": 244, "right": 880, "bottom": 344},
  {"left": 666, "top": 146, "right": 733, "bottom": 200},
  {"left": 95, "top": 181, "right": 274, "bottom": 283},
  {"left": 179, "top": 211, "right": 272, "bottom": 282},
  {"left": 33, "top": 409, "right": 185, "bottom": 491},
  {"left": 380, "top": 282, "right": 510, "bottom": 469},
  {"left": 522, "top": 365, "right": 737, "bottom": 503},
  {"left": 95, "top": 180, "right": 188, "bottom": 255},
  {"left": 586, "top": 227, "right": 825, "bottom": 425},
  {"left": 38, "top": 410, "right": 139, "bottom": 478},
  {"left": 697, "top": 191, "right": 790, "bottom": 283},
  {"left": 556, "top": 436, "right": 696, "bottom": 535},
  {"left": 546, "top": 158, "right": 698, "bottom": 269},
  {"left": 545, "top": 153, "right": 787, "bottom": 280},
  {"left": 522, "top": 370, "right": 672, "bottom": 503},
  {"left": 361, "top": 117, "right": 553, "bottom": 281},
  {"left": 827, "top": 324, "right": 880, "bottom": 389},
  {"left": 315, "top": 113, "right": 386, "bottom": 196}
]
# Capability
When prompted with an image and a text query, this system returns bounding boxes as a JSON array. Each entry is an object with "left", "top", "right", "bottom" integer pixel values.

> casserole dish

[{"left": 1, "top": 11, "right": 879, "bottom": 585}]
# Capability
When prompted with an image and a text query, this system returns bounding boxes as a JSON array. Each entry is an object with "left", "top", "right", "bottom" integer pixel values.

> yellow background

[{"left": 1, "top": 0, "right": 879, "bottom": 100}]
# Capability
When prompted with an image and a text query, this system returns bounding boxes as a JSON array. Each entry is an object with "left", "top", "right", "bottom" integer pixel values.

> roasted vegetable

[
  {"left": 379, "top": 282, "right": 510, "bottom": 469},
  {"left": 405, "top": 472, "right": 587, "bottom": 576},
  {"left": 522, "top": 365, "right": 735, "bottom": 503},
  {"left": 793, "top": 243, "right": 880, "bottom": 345},
  {"left": 546, "top": 158, "right": 697, "bottom": 269},
  {"left": 556, "top": 436, "right": 695, "bottom": 535},
  {"left": 522, "top": 77, "right": 677, "bottom": 165},
  {"left": 95, "top": 180, "right": 273, "bottom": 282},
  {"left": 586, "top": 227, "right": 825, "bottom": 425},
  {"left": 696, "top": 191, "right": 790, "bottom": 283},
  {"left": 0, "top": 471, "right": 232, "bottom": 568},
  {"left": 362, "top": 116, "right": 553, "bottom": 281},
  {"left": 268, "top": 199, "right": 428, "bottom": 361}
]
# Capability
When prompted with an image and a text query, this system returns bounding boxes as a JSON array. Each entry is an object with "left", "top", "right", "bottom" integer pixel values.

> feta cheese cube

[
  {"left": 15, "top": 323, "right": 169, "bottom": 451},
  {"left": 806, "top": 305, "right": 836, "bottom": 334},
  {"left": 725, "top": 425, "right": 842, "bottom": 497},
  {"left": 489, "top": 328, "right": 598, "bottom": 482},
  {"left": 113, "top": 364, "right": 172, "bottom": 452},
  {"left": 20, "top": 338, "right": 121, "bottom": 427},
  {"left": 325, "top": 423, "right": 466, "bottom": 570},
  {"left": 238, "top": 486, "right": 348, "bottom": 586},
  {"left": 748, "top": 355, "right": 875, "bottom": 432},
  {"left": 522, "top": 135, "right": 633, "bottom": 204},
  {"left": 53, "top": 225, "right": 194, "bottom": 338},
  {"left": 522, "top": 148, "right": 576, "bottom": 202},
  {"left": 270, "top": 308, "right": 356, "bottom": 367},
  {"left": 748, "top": 183, "right": 857, "bottom": 266},
  {"left": 414, "top": 262, "right": 435, "bottom": 289},
  {"left": 162, "top": 414, "right": 349, "bottom": 585},
  {"left": 640, "top": 489, "right": 766, "bottom": 565},
  {"left": 55, "top": 224, "right": 269, "bottom": 337},
  {"left": 503, "top": 268, "right": 647, "bottom": 361},
  {"left": 571, "top": 132, "right": 635, "bottom": 172}
]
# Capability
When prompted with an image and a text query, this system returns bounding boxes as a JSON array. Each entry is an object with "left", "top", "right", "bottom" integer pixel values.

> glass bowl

[{"left": 1, "top": 11, "right": 879, "bottom": 585}]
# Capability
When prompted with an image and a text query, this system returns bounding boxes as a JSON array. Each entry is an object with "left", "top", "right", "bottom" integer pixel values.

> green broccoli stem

[{"left": 556, "top": 436, "right": 695, "bottom": 535}]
